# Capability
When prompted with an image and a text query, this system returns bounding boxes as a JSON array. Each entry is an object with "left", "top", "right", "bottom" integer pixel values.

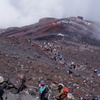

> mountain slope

[
  {"left": 0, "top": 17, "right": 100, "bottom": 46},
  {"left": 0, "top": 17, "right": 100, "bottom": 99}
]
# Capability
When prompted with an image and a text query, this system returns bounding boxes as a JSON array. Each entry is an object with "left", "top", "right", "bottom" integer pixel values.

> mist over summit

[
  {"left": 0, "top": 16, "right": 100, "bottom": 44},
  {"left": 0, "top": 0, "right": 100, "bottom": 28}
]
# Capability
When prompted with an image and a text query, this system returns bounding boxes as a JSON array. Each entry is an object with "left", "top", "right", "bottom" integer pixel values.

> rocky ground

[
  {"left": 0, "top": 36, "right": 100, "bottom": 100},
  {"left": 0, "top": 17, "right": 100, "bottom": 100}
]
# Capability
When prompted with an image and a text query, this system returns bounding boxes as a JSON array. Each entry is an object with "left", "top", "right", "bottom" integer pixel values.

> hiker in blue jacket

[{"left": 39, "top": 80, "right": 49, "bottom": 100}]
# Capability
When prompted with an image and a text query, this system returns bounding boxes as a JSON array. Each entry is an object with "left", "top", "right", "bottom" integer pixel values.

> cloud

[{"left": 0, "top": 0, "right": 100, "bottom": 28}]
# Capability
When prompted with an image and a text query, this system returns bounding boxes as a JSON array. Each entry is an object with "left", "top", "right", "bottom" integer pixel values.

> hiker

[
  {"left": 0, "top": 76, "right": 4, "bottom": 100},
  {"left": 71, "top": 62, "right": 76, "bottom": 69},
  {"left": 39, "top": 80, "right": 49, "bottom": 100},
  {"left": 92, "top": 96, "right": 100, "bottom": 100},
  {"left": 97, "top": 97, "right": 100, "bottom": 100},
  {"left": 94, "top": 69, "right": 98, "bottom": 74},
  {"left": 53, "top": 83, "right": 69, "bottom": 100},
  {"left": 57, "top": 52, "right": 62, "bottom": 60}
]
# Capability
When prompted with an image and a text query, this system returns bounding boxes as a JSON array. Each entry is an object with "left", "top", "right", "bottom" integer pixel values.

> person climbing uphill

[
  {"left": 53, "top": 83, "right": 69, "bottom": 100},
  {"left": 39, "top": 80, "right": 49, "bottom": 100},
  {"left": 0, "top": 76, "right": 4, "bottom": 100},
  {"left": 92, "top": 96, "right": 100, "bottom": 100},
  {"left": 97, "top": 97, "right": 100, "bottom": 100}
]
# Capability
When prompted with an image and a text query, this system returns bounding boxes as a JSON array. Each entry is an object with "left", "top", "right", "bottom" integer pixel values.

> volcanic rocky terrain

[{"left": 0, "top": 16, "right": 100, "bottom": 100}]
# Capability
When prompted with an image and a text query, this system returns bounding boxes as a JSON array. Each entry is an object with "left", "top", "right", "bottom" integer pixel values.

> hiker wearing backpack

[
  {"left": 39, "top": 80, "right": 49, "bottom": 100},
  {"left": 92, "top": 96, "right": 100, "bottom": 100},
  {"left": 97, "top": 97, "right": 100, "bottom": 100},
  {"left": 0, "top": 76, "right": 4, "bottom": 100},
  {"left": 53, "top": 83, "right": 69, "bottom": 100}
]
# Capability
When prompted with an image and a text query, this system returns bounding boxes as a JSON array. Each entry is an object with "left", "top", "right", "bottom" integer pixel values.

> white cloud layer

[{"left": 0, "top": 0, "right": 100, "bottom": 28}]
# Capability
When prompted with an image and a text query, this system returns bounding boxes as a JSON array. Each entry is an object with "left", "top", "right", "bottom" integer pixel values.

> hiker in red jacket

[{"left": 53, "top": 83, "right": 69, "bottom": 100}]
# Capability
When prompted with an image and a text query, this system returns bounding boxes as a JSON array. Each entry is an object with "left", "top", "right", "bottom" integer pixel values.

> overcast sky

[{"left": 0, "top": 0, "right": 100, "bottom": 28}]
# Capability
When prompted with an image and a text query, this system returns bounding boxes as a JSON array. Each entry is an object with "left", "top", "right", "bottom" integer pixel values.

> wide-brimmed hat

[{"left": 0, "top": 76, "right": 4, "bottom": 83}]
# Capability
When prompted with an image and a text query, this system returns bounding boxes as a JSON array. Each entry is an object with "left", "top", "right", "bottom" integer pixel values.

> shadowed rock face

[{"left": 0, "top": 17, "right": 100, "bottom": 99}]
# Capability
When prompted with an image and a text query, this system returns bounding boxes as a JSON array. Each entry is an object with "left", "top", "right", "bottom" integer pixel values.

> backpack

[{"left": 61, "top": 87, "right": 69, "bottom": 98}]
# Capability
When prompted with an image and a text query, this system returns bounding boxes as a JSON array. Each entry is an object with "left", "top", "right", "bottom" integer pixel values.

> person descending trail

[
  {"left": 39, "top": 80, "right": 49, "bottom": 100},
  {"left": 53, "top": 83, "right": 69, "bottom": 100},
  {"left": 0, "top": 76, "right": 4, "bottom": 100}
]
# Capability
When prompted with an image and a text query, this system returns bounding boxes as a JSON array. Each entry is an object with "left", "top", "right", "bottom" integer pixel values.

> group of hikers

[
  {"left": 0, "top": 75, "right": 69, "bottom": 100},
  {"left": 0, "top": 75, "right": 100, "bottom": 100},
  {"left": 39, "top": 80, "right": 69, "bottom": 100},
  {"left": 38, "top": 80, "right": 100, "bottom": 100},
  {"left": 0, "top": 75, "right": 68, "bottom": 100}
]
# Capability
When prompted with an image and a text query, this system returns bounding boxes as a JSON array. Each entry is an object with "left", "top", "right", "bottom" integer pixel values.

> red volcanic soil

[{"left": 0, "top": 17, "right": 100, "bottom": 100}]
